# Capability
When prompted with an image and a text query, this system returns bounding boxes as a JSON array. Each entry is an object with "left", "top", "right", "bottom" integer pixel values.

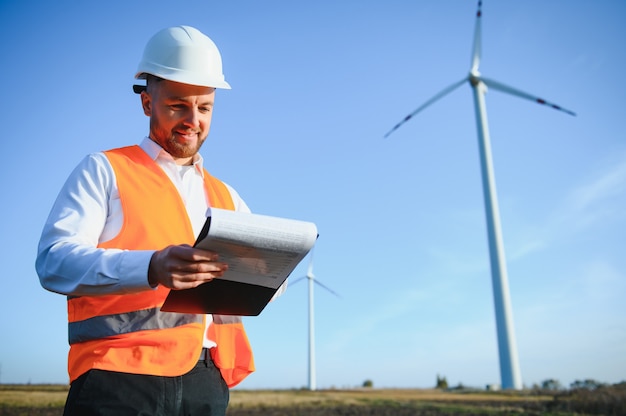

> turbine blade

[
  {"left": 470, "top": 0, "right": 483, "bottom": 73},
  {"left": 313, "top": 279, "right": 341, "bottom": 298},
  {"left": 384, "top": 77, "right": 467, "bottom": 138},
  {"left": 290, "top": 276, "right": 307, "bottom": 286},
  {"left": 481, "top": 76, "right": 576, "bottom": 116}
]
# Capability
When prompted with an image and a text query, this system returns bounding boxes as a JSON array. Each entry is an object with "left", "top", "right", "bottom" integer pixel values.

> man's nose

[{"left": 183, "top": 109, "right": 200, "bottom": 127}]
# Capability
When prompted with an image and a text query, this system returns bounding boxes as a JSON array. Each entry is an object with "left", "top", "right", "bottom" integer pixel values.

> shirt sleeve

[{"left": 36, "top": 153, "right": 155, "bottom": 296}]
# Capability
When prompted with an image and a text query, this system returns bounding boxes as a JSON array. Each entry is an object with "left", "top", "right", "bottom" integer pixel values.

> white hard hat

[{"left": 133, "top": 25, "right": 230, "bottom": 92}]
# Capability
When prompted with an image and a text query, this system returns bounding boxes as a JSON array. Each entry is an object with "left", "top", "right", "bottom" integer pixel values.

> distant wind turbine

[
  {"left": 384, "top": 1, "right": 575, "bottom": 390},
  {"left": 290, "top": 248, "right": 339, "bottom": 391}
]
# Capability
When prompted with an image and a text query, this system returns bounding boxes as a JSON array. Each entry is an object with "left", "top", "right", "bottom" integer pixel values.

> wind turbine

[
  {"left": 291, "top": 248, "right": 339, "bottom": 391},
  {"left": 384, "top": 1, "right": 575, "bottom": 390}
]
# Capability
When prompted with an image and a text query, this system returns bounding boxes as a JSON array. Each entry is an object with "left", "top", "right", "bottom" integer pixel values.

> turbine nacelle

[{"left": 469, "top": 72, "right": 483, "bottom": 88}]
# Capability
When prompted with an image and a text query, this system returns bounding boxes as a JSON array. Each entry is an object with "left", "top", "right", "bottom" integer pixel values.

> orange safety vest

[{"left": 67, "top": 145, "right": 254, "bottom": 387}]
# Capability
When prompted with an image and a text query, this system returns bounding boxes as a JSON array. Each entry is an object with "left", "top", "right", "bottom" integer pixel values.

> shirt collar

[{"left": 140, "top": 137, "right": 205, "bottom": 177}]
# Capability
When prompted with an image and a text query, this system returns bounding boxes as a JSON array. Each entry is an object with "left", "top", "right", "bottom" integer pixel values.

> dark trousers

[{"left": 63, "top": 355, "right": 229, "bottom": 416}]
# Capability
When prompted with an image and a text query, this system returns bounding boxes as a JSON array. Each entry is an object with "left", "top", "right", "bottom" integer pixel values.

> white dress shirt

[{"left": 36, "top": 137, "right": 251, "bottom": 347}]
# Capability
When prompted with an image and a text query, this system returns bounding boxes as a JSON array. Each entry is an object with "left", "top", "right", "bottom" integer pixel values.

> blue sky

[{"left": 0, "top": 0, "right": 624, "bottom": 389}]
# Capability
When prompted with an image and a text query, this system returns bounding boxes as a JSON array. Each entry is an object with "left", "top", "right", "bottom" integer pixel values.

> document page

[{"left": 194, "top": 208, "right": 318, "bottom": 289}]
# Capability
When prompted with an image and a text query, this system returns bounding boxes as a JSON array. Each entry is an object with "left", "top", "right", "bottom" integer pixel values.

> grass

[
  {"left": 0, "top": 385, "right": 553, "bottom": 412},
  {"left": 0, "top": 385, "right": 67, "bottom": 408},
  {"left": 229, "top": 388, "right": 550, "bottom": 406},
  {"left": 2, "top": 384, "right": 624, "bottom": 415}
]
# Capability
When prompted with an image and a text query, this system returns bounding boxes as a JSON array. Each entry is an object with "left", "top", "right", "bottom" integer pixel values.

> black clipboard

[
  {"left": 160, "top": 210, "right": 316, "bottom": 316},
  {"left": 160, "top": 278, "right": 279, "bottom": 316}
]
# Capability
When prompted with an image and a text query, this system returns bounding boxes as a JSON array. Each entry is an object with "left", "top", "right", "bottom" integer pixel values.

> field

[{"left": 1, "top": 383, "right": 625, "bottom": 415}]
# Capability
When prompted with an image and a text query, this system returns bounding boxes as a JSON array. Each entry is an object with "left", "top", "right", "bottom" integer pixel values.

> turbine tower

[
  {"left": 292, "top": 249, "right": 339, "bottom": 391},
  {"left": 384, "top": 1, "right": 575, "bottom": 390}
]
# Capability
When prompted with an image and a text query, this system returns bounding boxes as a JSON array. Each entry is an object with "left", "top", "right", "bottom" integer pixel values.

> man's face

[{"left": 141, "top": 80, "right": 216, "bottom": 165}]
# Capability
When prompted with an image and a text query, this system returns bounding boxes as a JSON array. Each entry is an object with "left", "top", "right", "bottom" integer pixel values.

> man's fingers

[
  {"left": 148, "top": 245, "right": 227, "bottom": 289},
  {"left": 169, "top": 245, "right": 221, "bottom": 262}
]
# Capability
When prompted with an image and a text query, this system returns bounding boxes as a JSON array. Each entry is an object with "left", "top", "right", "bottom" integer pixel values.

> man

[{"left": 36, "top": 25, "right": 262, "bottom": 415}]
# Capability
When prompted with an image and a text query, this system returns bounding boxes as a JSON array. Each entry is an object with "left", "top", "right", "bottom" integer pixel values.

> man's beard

[
  {"left": 163, "top": 134, "right": 206, "bottom": 159},
  {"left": 151, "top": 120, "right": 208, "bottom": 159}
]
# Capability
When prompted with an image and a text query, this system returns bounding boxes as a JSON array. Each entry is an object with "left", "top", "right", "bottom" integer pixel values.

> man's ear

[{"left": 140, "top": 91, "right": 152, "bottom": 116}]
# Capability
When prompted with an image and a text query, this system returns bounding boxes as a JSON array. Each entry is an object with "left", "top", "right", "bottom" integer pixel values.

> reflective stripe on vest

[
  {"left": 66, "top": 145, "right": 254, "bottom": 386},
  {"left": 68, "top": 307, "right": 200, "bottom": 344}
]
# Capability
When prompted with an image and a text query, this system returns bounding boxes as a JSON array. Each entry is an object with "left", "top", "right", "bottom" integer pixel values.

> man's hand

[{"left": 148, "top": 244, "right": 228, "bottom": 289}]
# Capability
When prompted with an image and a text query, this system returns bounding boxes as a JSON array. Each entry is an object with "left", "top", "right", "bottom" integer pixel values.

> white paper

[{"left": 194, "top": 208, "right": 318, "bottom": 289}]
